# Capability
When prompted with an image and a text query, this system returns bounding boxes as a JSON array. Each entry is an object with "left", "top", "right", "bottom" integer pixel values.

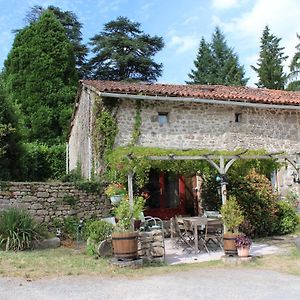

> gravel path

[{"left": 1, "top": 268, "right": 300, "bottom": 300}]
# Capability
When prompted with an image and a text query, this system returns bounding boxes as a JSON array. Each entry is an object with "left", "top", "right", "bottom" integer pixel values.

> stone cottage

[{"left": 68, "top": 80, "right": 300, "bottom": 218}]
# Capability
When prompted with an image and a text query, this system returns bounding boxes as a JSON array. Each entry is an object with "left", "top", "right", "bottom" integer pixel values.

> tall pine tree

[
  {"left": 187, "top": 27, "right": 247, "bottom": 86},
  {"left": 24, "top": 5, "right": 88, "bottom": 78},
  {"left": 87, "top": 16, "right": 164, "bottom": 82},
  {"left": 4, "top": 10, "right": 78, "bottom": 144},
  {"left": 287, "top": 33, "right": 300, "bottom": 91},
  {"left": 251, "top": 26, "right": 287, "bottom": 90}
]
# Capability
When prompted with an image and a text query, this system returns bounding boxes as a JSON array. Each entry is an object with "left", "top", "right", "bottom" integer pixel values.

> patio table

[{"left": 181, "top": 217, "right": 222, "bottom": 253}]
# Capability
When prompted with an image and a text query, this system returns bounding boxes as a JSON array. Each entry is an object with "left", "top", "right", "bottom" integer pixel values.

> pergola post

[
  {"left": 219, "top": 156, "right": 227, "bottom": 205},
  {"left": 127, "top": 170, "right": 134, "bottom": 231}
]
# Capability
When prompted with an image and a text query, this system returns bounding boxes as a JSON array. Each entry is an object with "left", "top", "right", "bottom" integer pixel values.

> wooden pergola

[{"left": 127, "top": 151, "right": 300, "bottom": 227}]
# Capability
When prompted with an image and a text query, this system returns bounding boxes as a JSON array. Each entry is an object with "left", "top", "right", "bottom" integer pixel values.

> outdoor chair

[
  {"left": 203, "top": 219, "right": 223, "bottom": 252},
  {"left": 172, "top": 216, "right": 195, "bottom": 252}
]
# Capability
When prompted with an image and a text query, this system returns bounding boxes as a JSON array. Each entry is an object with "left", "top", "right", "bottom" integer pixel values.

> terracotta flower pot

[{"left": 237, "top": 246, "right": 250, "bottom": 257}]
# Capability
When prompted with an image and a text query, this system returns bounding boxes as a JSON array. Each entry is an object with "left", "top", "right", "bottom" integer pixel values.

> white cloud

[
  {"left": 168, "top": 30, "right": 199, "bottom": 53},
  {"left": 212, "top": 0, "right": 240, "bottom": 10},
  {"left": 182, "top": 16, "right": 200, "bottom": 26},
  {"left": 213, "top": 0, "right": 300, "bottom": 84}
]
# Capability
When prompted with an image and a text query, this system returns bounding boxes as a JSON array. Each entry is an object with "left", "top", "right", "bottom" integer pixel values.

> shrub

[
  {"left": 85, "top": 220, "right": 114, "bottom": 256},
  {"left": 230, "top": 169, "right": 278, "bottom": 237},
  {"left": 275, "top": 201, "right": 299, "bottom": 235},
  {"left": 220, "top": 195, "right": 244, "bottom": 233},
  {"left": 20, "top": 142, "right": 65, "bottom": 181},
  {"left": 0, "top": 208, "right": 46, "bottom": 251},
  {"left": 62, "top": 216, "right": 79, "bottom": 240}
]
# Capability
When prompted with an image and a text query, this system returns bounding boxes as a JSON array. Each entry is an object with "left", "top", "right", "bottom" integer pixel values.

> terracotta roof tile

[{"left": 81, "top": 80, "right": 300, "bottom": 106}]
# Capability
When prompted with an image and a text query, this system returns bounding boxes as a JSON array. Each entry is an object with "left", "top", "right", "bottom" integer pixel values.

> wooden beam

[{"left": 148, "top": 154, "right": 291, "bottom": 161}]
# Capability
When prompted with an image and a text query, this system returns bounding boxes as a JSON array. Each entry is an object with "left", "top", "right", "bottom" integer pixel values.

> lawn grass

[
  {"left": 0, "top": 233, "right": 299, "bottom": 280},
  {"left": 0, "top": 246, "right": 222, "bottom": 280}
]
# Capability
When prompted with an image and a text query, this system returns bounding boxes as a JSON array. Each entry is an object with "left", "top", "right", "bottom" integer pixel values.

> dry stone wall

[{"left": 0, "top": 182, "right": 109, "bottom": 223}]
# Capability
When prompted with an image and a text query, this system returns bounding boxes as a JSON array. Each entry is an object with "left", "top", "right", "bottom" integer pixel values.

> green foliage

[
  {"left": 230, "top": 169, "right": 279, "bottom": 237},
  {"left": 25, "top": 5, "right": 88, "bottom": 78},
  {"left": 0, "top": 75, "right": 23, "bottom": 180},
  {"left": 104, "top": 182, "right": 127, "bottom": 197},
  {"left": 251, "top": 25, "right": 287, "bottom": 90},
  {"left": 105, "top": 146, "right": 278, "bottom": 188},
  {"left": 74, "top": 181, "right": 103, "bottom": 194},
  {"left": 62, "top": 216, "right": 79, "bottom": 240},
  {"left": 95, "top": 111, "right": 118, "bottom": 156},
  {"left": 61, "top": 166, "right": 103, "bottom": 194},
  {"left": 287, "top": 33, "right": 300, "bottom": 91},
  {"left": 0, "top": 208, "right": 46, "bottom": 251},
  {"left": 61, "top": 168, "right": 82, "bottom": 182},
  {"left": 85, "top": 220, "right": 114, "bottom": 256},
  {"left": 88, "top": 16, "right": 164, "bottom": 82},
  {"left": 275, "top": 201, "right": 299, "bottom": 234},
  {"left": 4, "top": 10, "right": 77, "bottom": 145},
  {"left": 220, "top": 195, "right": 244, "bottom": 233},
  {"left": 20, "top": 142, "right": 65, "bottom": 181},
  {"left": 187, "top": 27, "right": 248, "bottom": 86},
  {"left": 113, "top": 196, "right": 145, "bottom": 232},
  {"left": 131, "top": 100, "right": 142, "bottom": 145}
]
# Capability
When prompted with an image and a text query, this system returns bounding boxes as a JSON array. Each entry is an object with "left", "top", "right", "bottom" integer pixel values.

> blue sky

[{"left": 1, "top": 0, "right": 300, "bottom": 86}]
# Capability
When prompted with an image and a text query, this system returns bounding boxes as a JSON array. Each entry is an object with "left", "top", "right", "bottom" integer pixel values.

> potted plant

[
  {"left": 220, "top": 195, "right": 244, "bottom": 256},
  {"left": 104, "top": 182, "right": 127, "bottom": 205},
  {"left": 111, "top": 196, "right": 145, "bottom": 260},
  {"left": 235, "top": 234, "right": 252, "bottom": 257}
]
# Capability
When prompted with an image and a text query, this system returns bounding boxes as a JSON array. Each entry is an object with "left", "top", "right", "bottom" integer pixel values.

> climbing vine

[
  {"left": 104, "top": 146, "right": 280, "bottom": 188},
  {"left": 131, "top": 100, "right": 142, "bottom": 145},
  {"left": 92, "top": 96, "right": 119, "bottom": 161}
]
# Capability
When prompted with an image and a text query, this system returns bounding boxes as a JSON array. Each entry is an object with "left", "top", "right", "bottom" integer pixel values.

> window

[
  {"left": 235, "top": 113, "right": 242, "bottom": 123},
  {"left": 158, "top": 112, "right": 168, "bottom": 125}
]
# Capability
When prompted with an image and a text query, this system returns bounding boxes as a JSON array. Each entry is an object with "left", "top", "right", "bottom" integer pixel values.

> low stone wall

[
  {"left": 139, "top": 230, "right": 165, "bottom": 263},
  {"left": 0, "top": 182, "right": 109, "bottom": 223}
]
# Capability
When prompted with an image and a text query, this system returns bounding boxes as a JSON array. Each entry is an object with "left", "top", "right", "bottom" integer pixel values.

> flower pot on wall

[
  {"left": 237, "top": 246, "right": 250, "bottom": 257},
  {"left": 110, "top": 195, "right": 122, "bottom": 205},
  {"left": 111, "top": 231, "right": 138, "bottom": 260}
]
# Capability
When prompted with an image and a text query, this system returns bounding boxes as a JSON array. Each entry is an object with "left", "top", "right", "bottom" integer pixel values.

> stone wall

[
  {"left": 0, "top": 182, "right": 109, "bottom": 223},
  {"left": 138, "top": 230, "right": 165, "bottom": 263},
  {"left": 68, "top": 87, "right": 94, "bottom": 179},
  {"left": 115, "top": 98, "right": 300, "bottom": 153}
]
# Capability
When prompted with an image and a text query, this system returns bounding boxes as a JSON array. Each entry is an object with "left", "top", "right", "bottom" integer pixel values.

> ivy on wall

[
  {"left": 92, "top": 96, "right": 119, "bottom": 163},
  {"left": 130, "top": 100, "right": 142, "bottom": 145}
]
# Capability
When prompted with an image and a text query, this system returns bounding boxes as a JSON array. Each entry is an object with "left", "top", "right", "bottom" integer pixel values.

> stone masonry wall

[
  {"left": 0, "top": 182, "right": 109, "bottom": 223},
  {"left": 68, "top": 87, "right": 94, "bottom": 179},
  {"left": 115, "top": 98, "right": 300, "bottom": 153}
]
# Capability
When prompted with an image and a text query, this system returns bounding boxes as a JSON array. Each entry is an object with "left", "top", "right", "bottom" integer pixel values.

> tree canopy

[
  {"left": 251, "top": 26, "right": 287, "bottom": 90},
  {"left": 24, "top": 5, "right": 88, "bottom": 78},
  {"left": 187, "top": 27, "right": 248, "bottom": 86},
  {"left": 3, "top": 10, "right": 78, "bottom": 144},
  {"left": 87, "top": 16, "right": 164, "bottom": 82},
  {"left": 287, "top": 33, "right": 300, "bottom": 91},
  {"left": 0, "top": 74, "right": 22, "bottom": 179}
]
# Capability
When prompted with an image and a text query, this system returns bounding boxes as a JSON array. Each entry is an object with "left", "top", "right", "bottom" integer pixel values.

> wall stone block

[{"left": 0, "top": 182, "right": 107, "bottom": 223}]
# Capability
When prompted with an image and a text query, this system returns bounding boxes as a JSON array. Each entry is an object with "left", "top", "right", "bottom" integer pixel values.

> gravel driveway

[{"left": 1, "top": 268, "right": 300, "bottom": 300}]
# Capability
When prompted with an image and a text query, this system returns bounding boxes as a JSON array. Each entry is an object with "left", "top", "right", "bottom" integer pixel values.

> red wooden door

[{"left": 144, "top": 170, "right": 186, "bottom": 220}]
